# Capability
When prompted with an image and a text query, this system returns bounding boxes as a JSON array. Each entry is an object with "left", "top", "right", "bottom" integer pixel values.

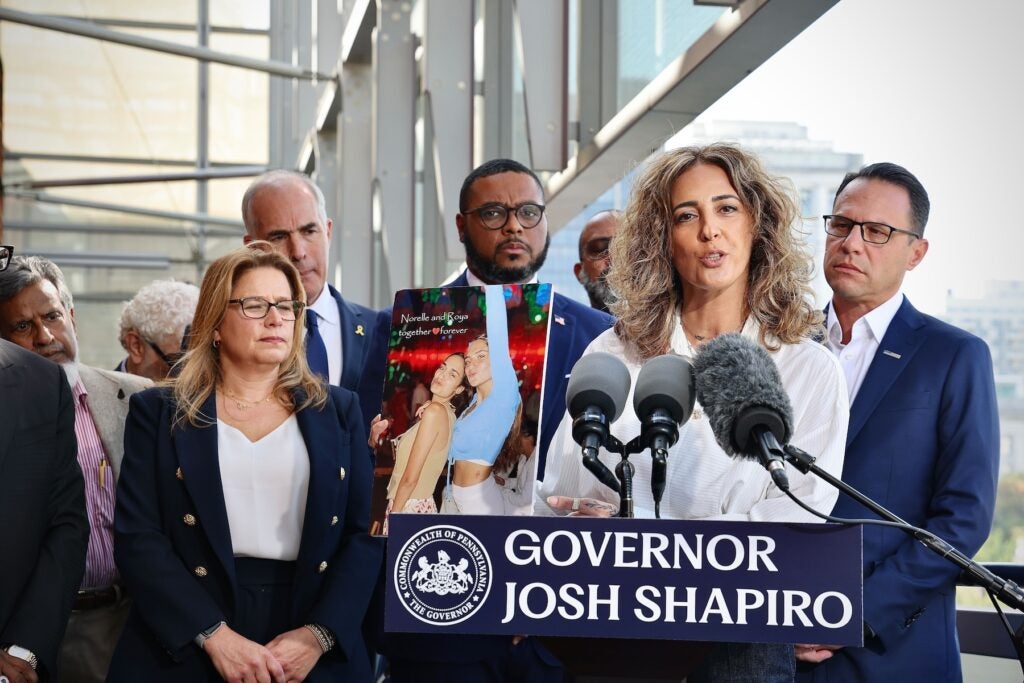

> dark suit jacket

[
  {"left": 444, "top": 271, "right": 614, "bottom": 476},
  {"left": 108, "top": 385, "right": 383, "bottom": 682},
  {"left": 0, "top": 339, "right": 88, "bottom": 681},
  {"left": 798, "top": 298, "right": 999, "bottom": 683},
  {"left": 325, "top": 284, "right": 391, "bottom": 432}
]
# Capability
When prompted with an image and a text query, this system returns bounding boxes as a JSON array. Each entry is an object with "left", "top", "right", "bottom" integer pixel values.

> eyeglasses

[
  {"left": 823, "top": 215, "right": 920, "bottom": 245},
  {"left": 229, "top": 297, "right": 305, "bottom": 321},
  {"left": 582, "top": 237, "right": 612, "bottom": 262},
  {"left": 461, "top": 203, "right": 546, "bottom": 230},
  {"left": 0, "top": 245, "right": 13, "bottom": 272},
  {"left": 145, "top": 338, "right": 185, "bottom": 368}
]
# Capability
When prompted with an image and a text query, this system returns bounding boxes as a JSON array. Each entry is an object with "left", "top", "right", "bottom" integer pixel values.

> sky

[{"left": 683, "top": 0, "right": 1024, "bottom": 315}]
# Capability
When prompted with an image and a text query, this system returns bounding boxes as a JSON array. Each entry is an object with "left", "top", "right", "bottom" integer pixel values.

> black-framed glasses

[
  {"left": 461, "top": 203, "right": 546, "bottom": 230},
  {"left": 0, "top": 245, "right": 13, "bottom": 272},
  {"left": 145, "top": 338, "right": 185, "bottom": 368},
  {"left": 229, "top": 297, "right": 305, "bottom": 321},
  {"left": 823, "top": 215, "right": 920, "bottom": 245}
]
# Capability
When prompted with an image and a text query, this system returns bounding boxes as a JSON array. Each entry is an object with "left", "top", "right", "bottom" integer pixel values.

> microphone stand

[
  {"left": 782, "top": 444, "right": 1024, "bottom": 672},
  {"left": 598, "top": 434, "right": 648, "bottom": 518}
]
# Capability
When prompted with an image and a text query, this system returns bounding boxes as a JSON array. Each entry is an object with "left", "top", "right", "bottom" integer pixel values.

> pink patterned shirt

[{"left": 72, "top": 379, "right": 119, "bottom": 589}]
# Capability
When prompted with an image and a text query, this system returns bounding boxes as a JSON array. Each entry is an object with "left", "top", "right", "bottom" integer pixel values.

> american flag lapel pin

[{"left": 554, "top": 315, "right": 566, "bottom": 326}]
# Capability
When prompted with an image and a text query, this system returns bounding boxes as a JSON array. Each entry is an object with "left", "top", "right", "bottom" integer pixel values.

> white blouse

[
  {"left": 218, "top": 415, "right": 310, "bottom": 560},
  {"left": 538, "top": 316, "right": 849, "bottom": 522}
]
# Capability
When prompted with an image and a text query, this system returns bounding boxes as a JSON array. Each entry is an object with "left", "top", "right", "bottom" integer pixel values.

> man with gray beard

[
  {"left": 573, "top": 210, "right": 620, "bottom": 313},
  {"left": 0, "top": 256, "right": 150, "bottom": 683}
]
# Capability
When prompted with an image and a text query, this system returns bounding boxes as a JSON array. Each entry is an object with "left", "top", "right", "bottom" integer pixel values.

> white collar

[
  {"left": 827, "top": 291, "right": 904, "bottom": 346},
  {"left": 309, "top": 285, "right": 340, "bottom": 326}
]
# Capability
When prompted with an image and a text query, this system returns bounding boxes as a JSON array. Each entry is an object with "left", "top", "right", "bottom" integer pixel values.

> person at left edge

[
  {"left": 108, "top": 242, "right": 381, "bottom": 682},
  {"left": 0, "top": 255, "right": 150, "bottom": 683},
  {"left": 0, "top": 244, "right": 88, "bottom": 683},
  {"left": 242, "top": 169, "right": 390, "bottom": 431}
]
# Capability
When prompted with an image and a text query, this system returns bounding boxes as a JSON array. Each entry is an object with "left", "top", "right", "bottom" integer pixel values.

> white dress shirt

[
  {"left": 218, "top": 415, "right": 310, "bottom": 560},
  {"left": 538, "top": 316, "right": 849, "bottom": 522},
  {"left": 825, "top": 291, "right": 904, "bottom": 403},
  {"left": 463, "top": 269, "right": 539, "bottom": 287},
  {"left": 309, "top": 285, "right": 343, "bottom": 385}
]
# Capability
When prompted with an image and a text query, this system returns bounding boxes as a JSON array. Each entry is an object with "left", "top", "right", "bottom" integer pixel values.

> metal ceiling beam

[
  {"left": 45, "top": 14, "right": 269, "bottom": 35},
  {"left": 5, "top": 165, "right": 269, "bottom": 190},
  {"left": 0, "top": 7, "right": 333, "bottom": 81},
  {"left": 5, "top": 189, "right": 243, "bottom": 228},
  {"left": 4, "top": 220, "right": 241, "bottom": 238},
  {"left": 544, "top": 0, "right": 839, "bottom": 229},
  {"left": 4, "top": 150, "right": 264, "bottom": 168}
]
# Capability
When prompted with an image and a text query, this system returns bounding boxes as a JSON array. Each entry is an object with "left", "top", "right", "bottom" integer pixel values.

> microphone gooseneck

[{"left": 566, "top": 353, "right": 632, "bottom": 497}]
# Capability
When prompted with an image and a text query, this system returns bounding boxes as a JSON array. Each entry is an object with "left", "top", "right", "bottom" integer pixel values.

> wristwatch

[
  {"left": 4, "top": 645, "right": 38, "bottom": 670},
  {"left": 194, "top": 621, "right": 226, "bottom": 650}
]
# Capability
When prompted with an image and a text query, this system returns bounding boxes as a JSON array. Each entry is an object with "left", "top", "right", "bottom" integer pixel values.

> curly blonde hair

[
  {"left": 608, "top": 143, "right": 821, "bottom": 360},
  {"left": 172, "top": 241, "right": 327, "bottom": 428}
]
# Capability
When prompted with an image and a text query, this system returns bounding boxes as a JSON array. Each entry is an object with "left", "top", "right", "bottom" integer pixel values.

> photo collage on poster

[{"left": 370, "top": 284, "right": 552, "bottom": 535}]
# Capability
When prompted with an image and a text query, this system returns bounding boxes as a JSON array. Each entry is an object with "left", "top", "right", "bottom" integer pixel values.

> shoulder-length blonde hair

[
  {"left": 608, "top": 143, "right": 821, "bottom": 360},
  {"left": 171, "top": 241, "right": 327, "bottom": 428}
]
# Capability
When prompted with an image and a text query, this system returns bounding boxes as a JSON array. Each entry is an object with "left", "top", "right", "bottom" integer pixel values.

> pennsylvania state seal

[{"left": 393, "top": 524, "right": 492, "bottom": 625}]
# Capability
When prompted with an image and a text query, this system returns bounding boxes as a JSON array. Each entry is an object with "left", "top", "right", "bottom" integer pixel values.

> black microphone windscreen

[
  {"left": 566, "top": 352, "right": 631, "bottom": 422},
  {"left": 633, "top": 354, "right": 695, "bottom": 424},
  {"left": 692, "top": 333, "right": 793, "bottom": 457}
]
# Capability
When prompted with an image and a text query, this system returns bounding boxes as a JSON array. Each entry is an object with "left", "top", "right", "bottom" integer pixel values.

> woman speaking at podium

[{"left": 540, "top": 143, "right": 850, "bottom": 681}]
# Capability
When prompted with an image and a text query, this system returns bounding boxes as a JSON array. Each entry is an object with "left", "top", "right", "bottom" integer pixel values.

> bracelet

[{"left": 304, "top": 624, "right": 335, "bottom": 653}]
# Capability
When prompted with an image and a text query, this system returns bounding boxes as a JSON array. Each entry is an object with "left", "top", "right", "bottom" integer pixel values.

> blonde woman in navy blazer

[{"left": 109, "top": 243, "right": 380, "bottom": 682}]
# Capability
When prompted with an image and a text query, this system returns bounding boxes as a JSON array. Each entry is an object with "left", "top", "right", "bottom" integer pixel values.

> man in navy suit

[
  {"left": 383, "top": 159, "right": 613, "bottom": 682},
  {"left": 242, "top": 170, "right": 389, "bottom": 425},
  {"left": 795, "top": 163, "right": 999, "bottom": 682}
]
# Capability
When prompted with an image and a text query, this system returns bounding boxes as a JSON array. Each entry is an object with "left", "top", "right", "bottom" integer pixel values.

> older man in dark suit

[
  {"left": 0, "top": 245, "right": 89, "bottom": 683},
  {"left": 241, "top": 170, "right": 390, "bottom": 427},
  {"left": 0, "top": 256, "right": 150, "bottom": 683}
]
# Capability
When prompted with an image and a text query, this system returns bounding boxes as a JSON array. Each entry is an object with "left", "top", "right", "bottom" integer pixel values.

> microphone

[
  {"left": 633, "top": 355, "right": 695, "bottom": 512},
  {"left": 565, "top": 352, "right": 631, "bottom": 494},
  {"left": 692, "top": 334, "right": 793, "bottom": 491}
]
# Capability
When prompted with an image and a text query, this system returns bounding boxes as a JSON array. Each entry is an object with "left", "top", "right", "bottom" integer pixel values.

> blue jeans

[{"left": 689, "top": 642, "right": 795, "bottom": 683}]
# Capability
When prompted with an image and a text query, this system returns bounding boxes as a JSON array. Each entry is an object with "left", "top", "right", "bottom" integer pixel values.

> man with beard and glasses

[
  {"left": 0, "top": 256, "right": 150, "bottom": 683},
  {"left": 573, "top": 209, "right": 620, "bottom": 313},
  {"left": 447, "top": 158, "right": 614, "bottom": 474},
  {"left": 379, "top": 159, "right": 613, "bottom": 683}
]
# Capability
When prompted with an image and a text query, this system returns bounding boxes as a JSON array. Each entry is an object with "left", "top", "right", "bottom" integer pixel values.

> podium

[{"left": 384, "top": 514, "right": 864, "bottom": 664}]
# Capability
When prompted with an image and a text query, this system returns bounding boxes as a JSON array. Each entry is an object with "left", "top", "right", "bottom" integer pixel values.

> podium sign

[{"left": 386, "top": 514, "right": 863, "bottom": 646}]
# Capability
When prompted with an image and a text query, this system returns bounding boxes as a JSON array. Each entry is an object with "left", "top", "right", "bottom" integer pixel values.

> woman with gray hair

[
  {"left": 117, "top": 280, "right": 199, "bottom": 381},
  {"left": 539, "top": 143, "right": 850, "bottom": 681}
]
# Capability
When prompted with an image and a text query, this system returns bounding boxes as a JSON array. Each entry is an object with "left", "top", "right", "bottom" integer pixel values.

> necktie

[{"left": 305, "top": 311, "right": 330, "bottom": 380}]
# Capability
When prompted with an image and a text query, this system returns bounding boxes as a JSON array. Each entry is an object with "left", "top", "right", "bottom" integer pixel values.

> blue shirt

[{"left": 449, "top": 285, "right": 521, "bottom": 466}]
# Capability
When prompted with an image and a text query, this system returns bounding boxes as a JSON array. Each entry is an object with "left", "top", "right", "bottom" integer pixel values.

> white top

[
  {"left": 825, "top": 291, "right": 904, "bottom": 403},
  {"left": 464, "top": 269, "right": 539, "bottom": 287},
  {"left": 218, "top": 415, "right": 310, "bottom": 560},
  {"left": 309, "top": 285, "right": 343, "bottom": 386},
  {"left": 498, "top": 451, "right": 537, "bottom": 515},
  {"left": 538, "top": 316, "right": 849, "bottom": 522}
]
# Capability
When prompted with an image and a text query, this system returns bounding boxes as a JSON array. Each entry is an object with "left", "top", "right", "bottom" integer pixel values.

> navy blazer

[
  {"left": 0, "top": 340, "right": 88, "bottom": 681},
  {"left": 325, "top": 284, "right": 391, "bottom": 430},
  {"left": 109, "top": 385, "right": 382, "bottom": 682},
  {"left": 798, "top": 298, "right": 999, "bottom": 683},
  {"left": 444, "top": 272, "right": 614, "bottom": 476}
]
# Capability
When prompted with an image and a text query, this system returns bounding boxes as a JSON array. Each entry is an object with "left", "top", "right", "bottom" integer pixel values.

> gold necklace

[{"left": 220, "top": 386, "right": 275, "bottom": 411}]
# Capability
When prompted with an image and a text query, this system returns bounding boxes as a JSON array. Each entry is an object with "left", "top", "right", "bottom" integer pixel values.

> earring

[{"left": 213, "top": 339, "right": 220, "bottom": 349}]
